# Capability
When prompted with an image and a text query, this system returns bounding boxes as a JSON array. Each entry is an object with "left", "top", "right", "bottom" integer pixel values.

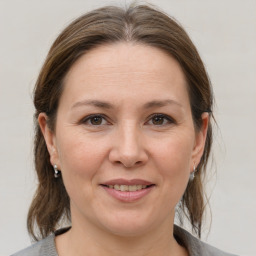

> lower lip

[{"left": 101, "top": 185, "right": 155, "bottom": 202}]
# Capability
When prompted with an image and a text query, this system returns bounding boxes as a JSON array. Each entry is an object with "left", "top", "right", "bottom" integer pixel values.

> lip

[
  {"left": 101, "top": 178, "right": 153, "bottom": 186},
  {"left": 100, "top": 179, "right": 155, "bottom": 202},
  {"left": 101, "top": 185, "right": 155, "bottom": 202}
]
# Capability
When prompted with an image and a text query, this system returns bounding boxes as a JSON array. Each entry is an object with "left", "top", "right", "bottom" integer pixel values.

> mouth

[
  {"left": 100, "top": 179, "right": 155, "bottom": 202},
  {"left": 101, "top": 184, "right": 154, "bottom": 192}
]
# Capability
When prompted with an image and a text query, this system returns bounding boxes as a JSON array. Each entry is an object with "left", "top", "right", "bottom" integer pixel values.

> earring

[
  {"left": 189, "top": 164, "right": 196, "bottom": 182},
  {"left": 53, "top": 164, "right": 60, "bottom": 178}
]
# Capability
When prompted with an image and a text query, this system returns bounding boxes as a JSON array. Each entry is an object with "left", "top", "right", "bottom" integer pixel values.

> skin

[{"left": 39, "top": 42, "right": 209, "bottom": 256}]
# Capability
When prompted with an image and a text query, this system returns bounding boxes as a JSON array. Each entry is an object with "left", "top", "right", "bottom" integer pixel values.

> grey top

[{"left": 11, "top": 226, "right": 238, "bottom": 256}]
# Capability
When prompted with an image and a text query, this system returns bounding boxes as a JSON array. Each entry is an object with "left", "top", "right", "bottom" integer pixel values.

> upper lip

[{"left": 101, "top": 179, "right": 154, "bottom": 186}]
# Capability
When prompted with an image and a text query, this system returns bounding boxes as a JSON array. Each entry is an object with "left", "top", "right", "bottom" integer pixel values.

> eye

[
  {"left": 81, "top": 114, "right": 108, "bottom": 126},
  {"left": 147, "top": 114, "right": 175, "bottom": 126}
]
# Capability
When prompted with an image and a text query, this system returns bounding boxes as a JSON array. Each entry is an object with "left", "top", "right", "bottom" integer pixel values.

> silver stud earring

[
  {"left": 189, "top": 164, "right": 196, "bottom": 182},
  {"left": 53, "top": 164, "right": 60, "bottom": 178}
]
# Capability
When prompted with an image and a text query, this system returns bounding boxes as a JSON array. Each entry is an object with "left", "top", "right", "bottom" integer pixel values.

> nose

[{"left": 108, "top": 122, "right": 148, "bottom": 168}]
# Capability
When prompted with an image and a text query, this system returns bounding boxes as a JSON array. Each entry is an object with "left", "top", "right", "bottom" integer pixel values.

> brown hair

[{"left": 28, "top": 3, "right": 213, "bottom": 240}]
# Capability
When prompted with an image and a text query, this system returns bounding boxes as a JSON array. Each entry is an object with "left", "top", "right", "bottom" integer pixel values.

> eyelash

[
  {"left": 80, "top": 114, "right": 109, "bottom": 126},
  {"left": 80, "top": 113, "right": 176, "bottom": 127},
  {"left": 147, "top": 113, "right": 175, "bottom": 126}
]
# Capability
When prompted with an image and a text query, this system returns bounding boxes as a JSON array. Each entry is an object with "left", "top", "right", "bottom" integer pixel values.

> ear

[
  {"left": 38, "top": 113, "right": 60, "bottom": 168},
  {"left": 191, "top": 112, "right": 209, "bottom": 170}
]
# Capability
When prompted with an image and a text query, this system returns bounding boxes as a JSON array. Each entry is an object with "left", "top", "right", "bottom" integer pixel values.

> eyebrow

[
  {"left": 71, "top": 99, "right": 182, "bottom": 110},
  {"left": 143, "top": 99, "right": 182, "bottom": 109},
  {"left": 72, "top": 100, "right": 113, "bottom": 109}
]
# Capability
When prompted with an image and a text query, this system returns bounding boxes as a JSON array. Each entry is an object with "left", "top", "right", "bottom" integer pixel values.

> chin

[
  {"left": 95, "top": 211, "right": 158, "bottom": 237},
  {"left": 103, "top": 223, "right": 151, "bottom": 237}
]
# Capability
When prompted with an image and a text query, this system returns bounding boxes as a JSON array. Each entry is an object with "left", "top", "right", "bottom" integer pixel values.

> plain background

[{"left": 0, "top": 0, "right": 255, "bottom": 255}]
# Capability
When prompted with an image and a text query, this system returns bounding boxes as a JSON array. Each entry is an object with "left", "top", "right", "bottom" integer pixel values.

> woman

[{"left": 12, "top": 3, "right": 237, "bottom": 256}]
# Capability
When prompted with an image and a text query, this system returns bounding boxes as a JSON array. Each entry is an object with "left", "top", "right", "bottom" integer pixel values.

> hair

[{"left": 28, "top": 3, "right": 213, "bottom": 241}]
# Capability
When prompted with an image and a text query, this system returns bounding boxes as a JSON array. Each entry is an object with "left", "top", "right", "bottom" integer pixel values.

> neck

[{"left": 56, "top": 216, "right": 187, "bottom": 256}]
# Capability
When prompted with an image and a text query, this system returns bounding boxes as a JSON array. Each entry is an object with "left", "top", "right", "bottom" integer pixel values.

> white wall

[{"left": 0, "top": 0, "right": 255, "bottom": 255}]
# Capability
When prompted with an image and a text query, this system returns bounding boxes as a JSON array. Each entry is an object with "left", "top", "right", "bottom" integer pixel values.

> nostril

[{"left": 124, "top": 161, "right": 143, "bottom": 168}]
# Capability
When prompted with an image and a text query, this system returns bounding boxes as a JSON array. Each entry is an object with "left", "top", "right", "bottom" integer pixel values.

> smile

[
  {"left": 100, "top": 179, "right": 155, "bottom": 202},
  {"left": 103, "top": 184, "right": 152, "bottom": 191}
]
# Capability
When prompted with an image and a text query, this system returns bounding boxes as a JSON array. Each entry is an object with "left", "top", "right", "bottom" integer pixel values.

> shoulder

[
  {"left": 11, "top": 234, "right": 57, "bottom": 256},
  {"left": 201, "top": 242, "right": 238, "bottom": 256},
  {"left": 11, "top": 227, "right": 70, "bottom": 256},
  {"left": 174, "top": 225, "right": 238, "bottom": 256}
]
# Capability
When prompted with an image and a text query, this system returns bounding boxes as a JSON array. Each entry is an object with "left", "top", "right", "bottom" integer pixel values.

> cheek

[
  {"left": 57, "top": 131, "right": 105, "bottom": 172},
  {"left": 154, "top": 132, "right": 193, "bottom": 168},
  {"left": 55, "top": 131, "right": 109, "bottom": 200},
  {"left": 55, "top": 133, "right": 109, "bottom": 206},
  {"left": 152, "top": 133, "right": 194, "bottom": 191}
]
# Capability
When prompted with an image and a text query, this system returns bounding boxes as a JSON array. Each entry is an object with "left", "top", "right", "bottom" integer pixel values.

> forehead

[
  {"left": 65, "top": 42, "right": 186, "bottom": 82},
  {"left": 61, "top": 42, "right": 189, "bottom": 108}
]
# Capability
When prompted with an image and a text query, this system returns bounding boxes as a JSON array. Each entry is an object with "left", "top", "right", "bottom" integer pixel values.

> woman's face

[{"left": 40, "top": 42, "right": 208, "bottom": 236}]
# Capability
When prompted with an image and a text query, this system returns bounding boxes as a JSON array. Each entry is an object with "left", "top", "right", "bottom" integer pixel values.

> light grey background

[{"left": 0, "top": 0, "right": 255, "bottom": 255}]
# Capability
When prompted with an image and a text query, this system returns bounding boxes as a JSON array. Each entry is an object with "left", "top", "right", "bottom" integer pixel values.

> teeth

[
  {"left": 106, "top": 184, "right": 148, "bottom": 191},
  {"left": 129, "top": 185, "right": 137, "bottom": 191},
  {"left": 120, "top": 185, "right": 127, "bottom": 191}
]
